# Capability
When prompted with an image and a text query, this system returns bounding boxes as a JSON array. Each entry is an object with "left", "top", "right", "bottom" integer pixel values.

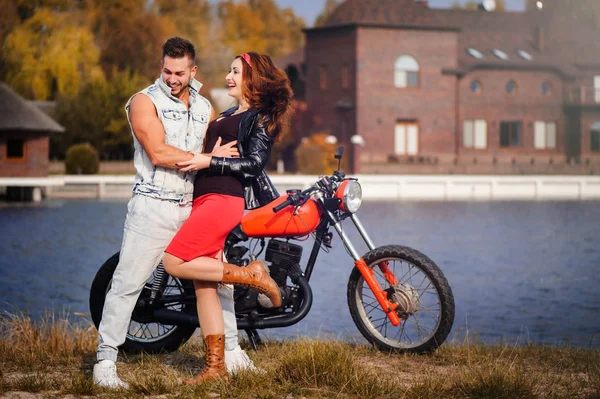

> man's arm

[{"left": 129, "top": 94, "right": 192, "bottom": 168}]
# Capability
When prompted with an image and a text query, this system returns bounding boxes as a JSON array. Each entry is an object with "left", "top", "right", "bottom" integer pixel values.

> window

[
  {"left": 595, "top": 76, "right": 600, "bottom": 103},
  {"left": 470, "top": 80, "right": 482, "bottom": 94},
  {"left": 463, "top": 120, "right": 487, "bottom": 149},
  {"left": 394, "top": 56, "right": 419, "bottom": 88},
  {"left": 591, "top": 122, "right": 600, "bottom": 152},
  {"left": 534, "top": 121, "right": 557, "bottom": 149},
  {"left": 7, "top": 139, "right": 25, "bottom": 160},
  {"left": 506, "top": 80, "right": 517, "bottom": 94},
  {"left": 395, "top": 122, "right": 419, "bottom": 155},
  {"left": 466, "top": 47, "right": 485, "bottom": 59},
  {"left": 500, "top": 121, "right": 522, "bottom": 147},
  {"left": 517, "top": 49, "right": 533, "bottom": 61},
  {"left": 541, "top": 81, "right": 552, "bottom": 95},
  {"left": 319, "top": 65, "right": 327, "bottom": 91},
  {"left": 341, "top": 63, "right": 350, "bottom": 90},
  {"left": 492, "top": 49, "right": 509, "bottom": 60}
]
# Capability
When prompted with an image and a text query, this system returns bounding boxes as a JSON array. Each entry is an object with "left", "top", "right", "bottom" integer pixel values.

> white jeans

[{"left": 97, "top": 194, "right": 240, "bottom": 361}]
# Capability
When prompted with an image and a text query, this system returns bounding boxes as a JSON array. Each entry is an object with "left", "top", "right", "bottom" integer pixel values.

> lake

[{"left": 1, "top": 199, "right": 599, "bottom": 348}]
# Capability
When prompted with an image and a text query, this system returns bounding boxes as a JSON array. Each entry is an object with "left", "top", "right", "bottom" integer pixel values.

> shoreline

[{"left": 2, "top": 174, "right": 600, "bottom": 201}]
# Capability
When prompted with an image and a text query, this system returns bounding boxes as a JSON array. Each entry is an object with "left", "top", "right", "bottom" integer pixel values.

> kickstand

[{"left": 245, "top": 329, "right": 262, "bottom": 350}]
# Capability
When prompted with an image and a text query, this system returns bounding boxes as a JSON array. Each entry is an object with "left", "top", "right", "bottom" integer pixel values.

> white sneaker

[
  {"left": 93, "top": 359, "right": 130, "bottom": 389},
  {"left": 225, "top": 345, "right": 265, "bottom": 374}
]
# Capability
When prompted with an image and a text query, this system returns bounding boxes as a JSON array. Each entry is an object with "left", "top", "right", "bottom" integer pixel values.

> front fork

[{"left": 328, "top": 211, "right": 401, "bottom": 326}]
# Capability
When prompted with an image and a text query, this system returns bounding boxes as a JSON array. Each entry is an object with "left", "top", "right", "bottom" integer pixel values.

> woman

[{"left": 162, "top": 52, "right": 293, "bottom": 384}]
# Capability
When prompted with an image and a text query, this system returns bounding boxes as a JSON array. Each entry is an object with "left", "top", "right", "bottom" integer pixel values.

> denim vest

[{"left": 125, "top": 77, "right": 211, "bottom": 203}]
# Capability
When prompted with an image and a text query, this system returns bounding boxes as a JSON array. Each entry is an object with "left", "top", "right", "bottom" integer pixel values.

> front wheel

[
  {"left": 89, "top": 252, "right": 197, "bottom": 353},
  {"left": 347, "top": 245, "right": 455, "bottom": 353}
]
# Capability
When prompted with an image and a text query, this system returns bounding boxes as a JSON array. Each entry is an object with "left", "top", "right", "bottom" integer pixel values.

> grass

[{"left": 0, "top": 312, "right": 599, "bottom": 398}]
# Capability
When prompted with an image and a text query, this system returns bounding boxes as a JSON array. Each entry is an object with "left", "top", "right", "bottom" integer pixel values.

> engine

[
  {"left": 233, "top": 239, "right": 303, "bottom": 312},
  {"left": 264, "top": 239, "right": 303, "bottom": 287}
]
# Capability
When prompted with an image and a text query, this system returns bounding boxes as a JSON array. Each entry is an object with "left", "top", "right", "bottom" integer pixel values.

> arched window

[
  {"left": 394, "top": 56, "right": 419, "bottom": 88},
  {"left": 541, "top": 81, "right": 552, "bottom": 96}
]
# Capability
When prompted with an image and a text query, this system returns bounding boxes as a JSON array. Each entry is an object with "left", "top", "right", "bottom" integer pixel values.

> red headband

[{"left": 241, "top": 53, "right": 252, "bottom": 67}]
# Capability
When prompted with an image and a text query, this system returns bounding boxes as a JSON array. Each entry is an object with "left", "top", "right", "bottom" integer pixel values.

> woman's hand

[
  {"left": 211, "top": 137, "right": 239, "bottom": 158},
  {"left": 177, "top": 152, "right": 211, "bottom": 172}
]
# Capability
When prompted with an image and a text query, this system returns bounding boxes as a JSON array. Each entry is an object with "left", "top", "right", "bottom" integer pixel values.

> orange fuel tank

[{"left": 241, "top": 196, "right": 321, "bottom": 238}]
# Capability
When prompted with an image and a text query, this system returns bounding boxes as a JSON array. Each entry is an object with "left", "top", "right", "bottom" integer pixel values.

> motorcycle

[{"left": 90, "top": 147, "right": 455, "bottom": 354}]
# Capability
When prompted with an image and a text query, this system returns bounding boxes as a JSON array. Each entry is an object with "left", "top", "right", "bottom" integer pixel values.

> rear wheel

[
  {"left": 347, "top": 245, "right": 454, "bottom": 353},
  {"left": 89, "top": 252, "right": 197, "bottom": 353}
]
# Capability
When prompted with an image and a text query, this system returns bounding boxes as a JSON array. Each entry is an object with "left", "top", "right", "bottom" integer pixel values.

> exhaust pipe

[{"left": 153, "top": 276, "right": 313, "bottom": 329}]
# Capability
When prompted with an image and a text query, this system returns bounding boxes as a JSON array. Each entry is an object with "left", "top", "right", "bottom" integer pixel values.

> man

[{"left": 93, "top": 37, "right": 256, "bottom": 389}]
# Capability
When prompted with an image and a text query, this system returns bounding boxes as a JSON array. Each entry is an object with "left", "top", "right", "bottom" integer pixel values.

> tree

[
  {"left": 217, "top": 1, "right": 268, "bottom": 57},
  {"left": 0, "top": 0, "right": 20, "bottom": 79},
  {"left": 248, "top": 0, "right": 305, "bottom": 59},
  {"left": 3, "top": 8, "right": 103, "bottom": 100},
  {"left": 451, "top": 1, "right": 479, "bottom": 11},
  {"left": 451, "top": 0, "right": 506, "bottom": 11},
  {"left": 152, "top": 0, "right": 212, "bottom": 60},
  {"left": 315, "top": 0, "right": 341, "bottom": 27},
  {"left": 53, "top": 69, "right": 149, "bottom": 160},
  {"left": 295, "top": 133, "right": 338, "bottom": 175},
  {"left": 85, "top": 0, "right": 170, "bottom": 81}
]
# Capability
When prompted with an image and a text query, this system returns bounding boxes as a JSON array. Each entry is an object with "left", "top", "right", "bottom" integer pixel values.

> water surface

[{"left": 1, "top": 199, "right": 599, "bottom": 347}]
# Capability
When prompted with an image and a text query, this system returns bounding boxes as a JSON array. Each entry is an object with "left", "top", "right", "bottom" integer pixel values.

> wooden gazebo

[{"left": 0, "top": 82, "right": 64, "bottom": 178}]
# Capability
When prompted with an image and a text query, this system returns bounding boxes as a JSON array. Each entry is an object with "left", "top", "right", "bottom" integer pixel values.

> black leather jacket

[{"left": 208, "top": 107, "right": 279, "bottom": 210}]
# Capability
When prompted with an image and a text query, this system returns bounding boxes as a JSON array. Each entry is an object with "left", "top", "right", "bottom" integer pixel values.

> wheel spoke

[
  {"left": 126, "top": 276, "right": 187, "bottom": 343},
  {"left": 350, "top": 252, "right": 453, "bottom": 352}
]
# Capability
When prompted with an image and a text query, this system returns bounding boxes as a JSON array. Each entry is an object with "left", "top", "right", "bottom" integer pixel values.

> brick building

[
  {"left": 0, "top": 82, "right": 64, "bottom": 177},
  {"left": 282, "top": 0, "right": 600, "bottom": 174}
]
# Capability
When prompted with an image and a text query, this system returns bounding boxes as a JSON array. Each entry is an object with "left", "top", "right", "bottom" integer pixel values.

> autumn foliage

[
  {"left": 295, "top": 133, "right": 339, "bottom": 175},
  {"left": 65, "top": 143, "right": 100, "bottom": 175},
  {"left": 0, "top": 0, "right": 309, "bottom": 161}
]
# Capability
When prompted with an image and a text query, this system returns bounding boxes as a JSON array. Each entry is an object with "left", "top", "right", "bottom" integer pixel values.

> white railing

[{"left": 1, "top": 174, "right": 598, "bottom": 201}]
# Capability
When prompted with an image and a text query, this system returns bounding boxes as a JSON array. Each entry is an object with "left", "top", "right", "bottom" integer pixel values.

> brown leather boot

[
  {"left": 222, "top": 260, "right": 282, "bottom": 307},
  {"left": 184, "top": 334, "right": 228, "bottom": 384}
]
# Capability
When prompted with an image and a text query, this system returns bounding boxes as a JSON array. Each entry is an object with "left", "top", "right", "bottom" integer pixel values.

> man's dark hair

[{"left": 162, "top": 37, "right": 196, "bottom": 64}]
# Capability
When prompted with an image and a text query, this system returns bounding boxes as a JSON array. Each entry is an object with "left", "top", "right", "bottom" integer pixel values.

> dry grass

[{"left": 0, "top": 312, "right": 599, "bottom": 398}]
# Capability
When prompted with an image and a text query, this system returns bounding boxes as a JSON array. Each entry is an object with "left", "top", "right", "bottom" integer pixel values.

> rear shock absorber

[{"left": 148, "top": 262, "right": 168, "bottom": 305}]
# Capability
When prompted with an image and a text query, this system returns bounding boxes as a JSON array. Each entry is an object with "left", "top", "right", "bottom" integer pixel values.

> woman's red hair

[{"left": 238, "top": 52, "right": 293, "bottom": 141}]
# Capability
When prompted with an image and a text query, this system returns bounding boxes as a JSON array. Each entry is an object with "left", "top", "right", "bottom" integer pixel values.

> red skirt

[{"left": 165, "top": 194, "right": 245, "bottom": 262}]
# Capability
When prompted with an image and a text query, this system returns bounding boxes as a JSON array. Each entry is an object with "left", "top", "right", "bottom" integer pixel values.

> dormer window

[
  {"left": 492, "top": 49, "right": 508, "bottom": 60},
  {"left": 467, "top": 48, "right": 485, "bottom": 59},
  {"left": 506, "top": 80, "right": 518, "bottom": 94},
  {"left": 517, "top": 49, "right": 533, "bottom": 61}
]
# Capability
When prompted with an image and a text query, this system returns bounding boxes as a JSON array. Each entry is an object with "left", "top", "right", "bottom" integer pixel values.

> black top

[{"left": 193, "top": 112, "right": 245, "bottom": 199}]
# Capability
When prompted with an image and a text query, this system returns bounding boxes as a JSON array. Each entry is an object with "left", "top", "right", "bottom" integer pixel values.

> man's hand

[
  {"left": 176, "top": 152, "right": 212, "bottom": 172},
  {"left": 211, "top": 137, "right": 239, "bottom": 158}
]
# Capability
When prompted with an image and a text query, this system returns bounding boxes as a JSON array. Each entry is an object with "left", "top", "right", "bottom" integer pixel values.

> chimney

[{"left": 534, "top": 26, "right": 545, "bottom": 52}]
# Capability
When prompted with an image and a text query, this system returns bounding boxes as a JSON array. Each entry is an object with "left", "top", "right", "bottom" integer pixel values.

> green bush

[{"left": 65, "top": 143, "right": 99, "bottom": 174}]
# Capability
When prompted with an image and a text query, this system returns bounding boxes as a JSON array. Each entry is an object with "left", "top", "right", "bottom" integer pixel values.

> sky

[{"left": 274, "top": 0, "right": 525, "bottom": 27}]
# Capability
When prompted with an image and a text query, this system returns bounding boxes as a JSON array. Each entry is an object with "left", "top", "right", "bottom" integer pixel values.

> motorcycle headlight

[{"left": 335, "top": 180, "right": 362, "bottom": 213}]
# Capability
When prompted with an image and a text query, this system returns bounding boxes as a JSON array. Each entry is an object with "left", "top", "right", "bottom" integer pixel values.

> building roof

[
  {"left": 275, "top": 48, "right": 305, "bottom": 74},
  {"left": 0, "top": 82, "right": 64, "bottom": 133},
  {"left": 300, "top": 0, "right": 599, "bottom": 78}
]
